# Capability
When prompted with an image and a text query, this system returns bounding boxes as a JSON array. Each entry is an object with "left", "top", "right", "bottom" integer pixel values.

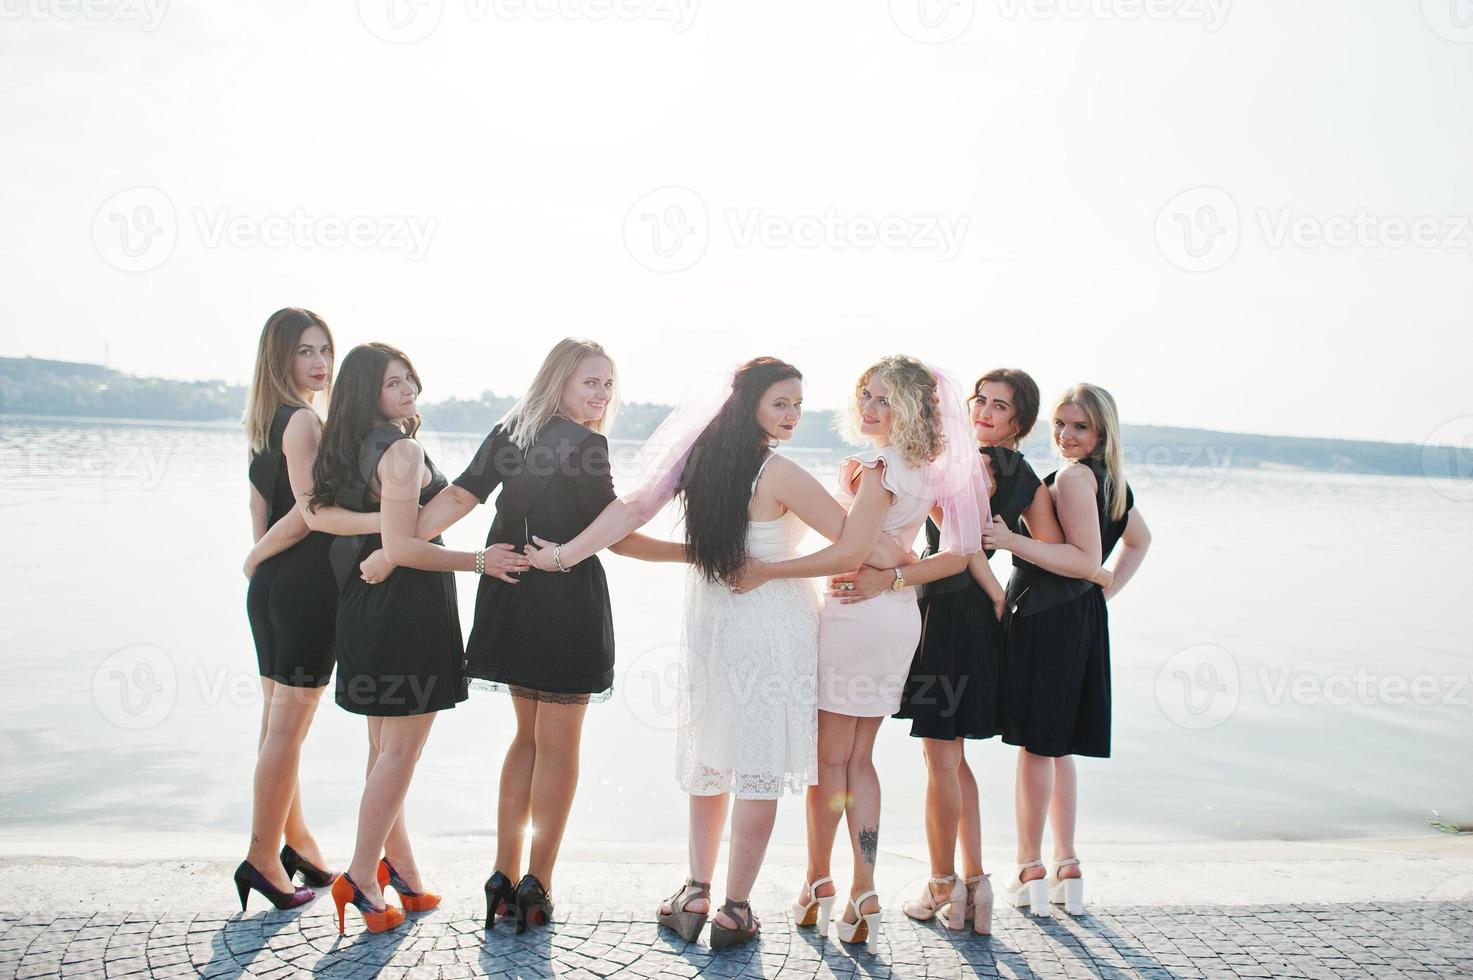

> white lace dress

[{"left": 676, "top": 484, "right": 821, "bottom": 800}]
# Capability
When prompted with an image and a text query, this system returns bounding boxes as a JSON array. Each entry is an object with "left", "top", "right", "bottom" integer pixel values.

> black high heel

[
  {"left": 484, "top": 870, "right": 516, "bottom": 930},
  {"left": 513, "top": 873, "right": 553, "bottom": 933},
  {"left": 280, "top": 844, "right": 337, "bottom": 888},
  {"left": 233, "top": 860, "right": 314, "bottom": 911}
]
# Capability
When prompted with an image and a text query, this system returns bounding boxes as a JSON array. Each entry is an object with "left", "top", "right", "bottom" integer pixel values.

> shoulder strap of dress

[
  {"left": 337, "top": 422, "right": 408, "bottom": 512},
  {"left": 750, "top": 450, "right": 777, "bottom": 498},
  {"left": 267, "top": 403, "right": 301, "bottom": 452}
]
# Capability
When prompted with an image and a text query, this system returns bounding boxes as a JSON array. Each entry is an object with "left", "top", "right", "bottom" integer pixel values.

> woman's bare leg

[
  {"left": 1049, "top": 756, "right": 1081, "bottom": 879},
  {"left": 799, "top": 709, "right": 854, "bottom": 908},
  {"left": 659, "top": 793, "right": 727, "bottom": 917},
  {"left": 525, "top": 699, "right": 589, "bottom": 892},
  {"left": 1014, "top": 748, "right": 1052, "bottom": 884},
  {"left": 246, "top": 679, "right": 326, "bottom": 890},
  {"left": 494, "top": 695, "right": 540, "bottom": 881},
  {"left": 840, "top": 716, "right": 885, "bottom": 921},
  {"left": 921, "top": 737, "right": 963, "bottom": 878},
  {"left": 345, "top": 713, "right": 437, "bottom": 908},
  {"left": 956, "top": 747, "right": 985, "bottom": 879},
  {"left": 715, "top": 798, "right": 778, "bottom": 927}
]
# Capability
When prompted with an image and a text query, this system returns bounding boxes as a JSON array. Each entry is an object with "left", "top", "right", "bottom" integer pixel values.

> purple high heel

[{"left": 234, "top": 859, "right": 315, "bottom": 911}]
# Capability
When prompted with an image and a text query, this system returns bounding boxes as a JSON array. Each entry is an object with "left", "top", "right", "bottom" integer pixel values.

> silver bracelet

[
  {"left": 474, "top": 548, "right": 485, "bottom": 576},
  {"left": 553, "top": 544, "right": 569, "bottom": 573}
]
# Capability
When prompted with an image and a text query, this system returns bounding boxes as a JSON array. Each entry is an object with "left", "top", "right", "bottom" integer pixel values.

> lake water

[{"left": 2, "top": 416, "right": 1470, "bottom": 852}]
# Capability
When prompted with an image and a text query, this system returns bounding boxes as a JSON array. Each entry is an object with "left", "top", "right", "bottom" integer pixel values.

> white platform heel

[
  {"left": 1005, "top": 861, "right": 1049, "bottom": 916},
  {"left": 790, "top": 875, "right": 836, "bottom": 934},
  {"left": 834, "top": 890, "right": 883, "bottom": 953},
  {"left": 1049, "top": 857, "right": 1084, "bottom": 915}
]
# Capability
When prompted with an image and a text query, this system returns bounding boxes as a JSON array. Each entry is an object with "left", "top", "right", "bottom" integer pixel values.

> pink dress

[{"left": 817, "top": 446, "right": 937, "bottom": 717}]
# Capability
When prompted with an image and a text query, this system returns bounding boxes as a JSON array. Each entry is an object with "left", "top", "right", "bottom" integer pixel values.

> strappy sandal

[
  {"left": 657, "top": 878, "right": 711, "bottom": 942},
  {"left": 964, "top": 873, "right": 994, "bottom": 935},
  {"left": 834, "top": 890, "right": 883, "bottom": 954},
  {"left": 1049, "top": 856, "right": 1084, "bottom": 915},
  {"left": 1005, "top": 860, "right": 1049, "bottom": 916},
  {"left": 709, "top": 897, "right": 760, "bottom": 950},
  {"left": 790, "top": 874, "right": 836, "bottom": 933},
  {"left": 901, "top": 874, "right": 967, "bottom": 930}
]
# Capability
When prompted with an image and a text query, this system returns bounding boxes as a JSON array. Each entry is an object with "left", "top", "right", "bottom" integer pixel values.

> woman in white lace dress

[{"left": 526, "top": 357, "right": 910, "bottom": 948}]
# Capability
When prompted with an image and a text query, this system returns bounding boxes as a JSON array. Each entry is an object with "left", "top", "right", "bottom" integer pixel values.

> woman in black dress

[
  {"left": 299, "top": 343, "right": 477, "bottom": 933},
  {"left": 375, "top": 338, "right": 681, "bottom": 932},
  {"left": 983, "top": 383, "right": 1152, "bottom": 918},
  {"left": 235, "top": 308, "right": 339, "bottom": 911}
]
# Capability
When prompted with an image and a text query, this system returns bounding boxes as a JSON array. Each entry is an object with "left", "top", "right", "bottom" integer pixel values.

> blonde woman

[
  {"left": 376, "top": 338, "right": 682, "bottom": 932},
  {"left": 983, "top": 383, "right": 1152, "bottom": 917},
  {"left": 236, "top": 308, "right": 338, "bottom": 910},
  {"left": 733, "top": 355, "right": 991, "bottom": 953}
]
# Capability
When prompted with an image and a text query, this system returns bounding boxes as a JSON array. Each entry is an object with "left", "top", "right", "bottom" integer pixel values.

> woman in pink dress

[{"left": 733, "top": 355, "right": 991, "bottom": 953}]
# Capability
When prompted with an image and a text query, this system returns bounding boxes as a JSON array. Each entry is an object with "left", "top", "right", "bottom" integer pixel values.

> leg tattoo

[{"left": 858, "top": 826, "right": 879, "bottom": 866}]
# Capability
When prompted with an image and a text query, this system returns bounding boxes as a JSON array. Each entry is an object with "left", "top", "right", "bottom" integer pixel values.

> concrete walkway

[
  {"left": 4, "top": 900, "right": 1471, "bottom": 979},
  {"left": 3, "top": 834, "right": 1471, "bottom": 978}
]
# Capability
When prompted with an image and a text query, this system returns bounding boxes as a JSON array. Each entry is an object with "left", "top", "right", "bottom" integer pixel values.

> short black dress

[
  {"left": 330, "top": 423, "right": 468, "bottom": 717},
  {"left": 894, "top": 446, "right": 1042, "bottom": 740},
  {"left": 246, "top": 404, "right": 337, "bottom": 688},
  {"left": 454, "top": 419, "right": 618, "bottom": 703},
  {"left": 1001, "top": 456, "right": 1133, "bottom": 758}
]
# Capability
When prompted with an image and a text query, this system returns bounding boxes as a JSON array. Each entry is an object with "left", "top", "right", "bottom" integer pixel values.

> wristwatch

[{"left": 890, "top": 567, "right": 907, "bottom": 592}]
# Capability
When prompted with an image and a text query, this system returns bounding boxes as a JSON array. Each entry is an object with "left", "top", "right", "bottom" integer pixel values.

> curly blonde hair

[{"left": 838, "top": 355, "right": 944, "bottom": 466}]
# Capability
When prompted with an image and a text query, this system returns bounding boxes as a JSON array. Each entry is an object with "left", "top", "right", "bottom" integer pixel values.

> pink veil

[
  {"left": 619, "top": 364, "right": 739, "bottom": 517},
  {"left": 925, "top": 365, "right": 993, "bottom": 554}
]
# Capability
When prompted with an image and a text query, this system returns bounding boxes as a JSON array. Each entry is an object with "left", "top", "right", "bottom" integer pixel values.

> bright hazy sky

[{"left": 2, "top": 0, "right": 1469, "bottom": 444}]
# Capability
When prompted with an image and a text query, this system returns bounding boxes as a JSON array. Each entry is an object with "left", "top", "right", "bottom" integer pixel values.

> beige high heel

[
  {"left": 657, "top": 878, "right": 711, "bottom": 942},
  {"left": 1049, "top": 857, "right": 1084, "bottom": 915},
  {"left": 964, "top": 873, "right": 994, "bottom": 935},
  {"left": 834, "top": 890, "right": 883, "bottom": 953},
  {"left": 790, "top": 875, "right": 836, "bottom": 934},
  {"left": 901, "top": 874, "right": 967, "bottom": 930},
  {"left": 1005, "top": 860, "right": 1049, "bottom": 916}
]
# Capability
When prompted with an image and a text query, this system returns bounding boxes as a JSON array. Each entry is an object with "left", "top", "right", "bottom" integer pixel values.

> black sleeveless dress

[
  {"left": 330, "top": 423, "right": 468, "bottom": 717},
  {"left": 894, "top": 446, "right": 1042, "bottom": 740},
  {"left": 452, "top": 419, "right": 618, "bottom": 703},
  {"left": 246, "top": 405, "right": 336, "bottom": 688},
  {"left": 1001, "top": 456, "right": 1133, "bottom": 758}
]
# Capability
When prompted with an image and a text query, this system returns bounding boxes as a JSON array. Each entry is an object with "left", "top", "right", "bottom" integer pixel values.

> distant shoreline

[{"left": 2, "top": 356, "right": 1469, "bottom": 480}]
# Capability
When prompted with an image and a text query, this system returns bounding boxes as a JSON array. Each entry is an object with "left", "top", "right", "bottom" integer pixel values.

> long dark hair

[
  {"left": 309, "top": 342, "right": 423, "bottom": 511},
  {"left": 680, "top": 357, "right": 803, "bottom": 583}
]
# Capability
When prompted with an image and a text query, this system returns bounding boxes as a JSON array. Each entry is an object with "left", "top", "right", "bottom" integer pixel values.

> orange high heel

[
  {"left": 332, "top": 872, "right": 405, "bottom": 934},
  {"left": 378, "top": 857, "right": 442, "bottom": 912}
]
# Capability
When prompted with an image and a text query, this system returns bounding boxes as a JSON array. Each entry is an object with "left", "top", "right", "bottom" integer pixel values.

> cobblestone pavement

[{"left": 2, "top": 901, "right": 1469, "bottom": 979}]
